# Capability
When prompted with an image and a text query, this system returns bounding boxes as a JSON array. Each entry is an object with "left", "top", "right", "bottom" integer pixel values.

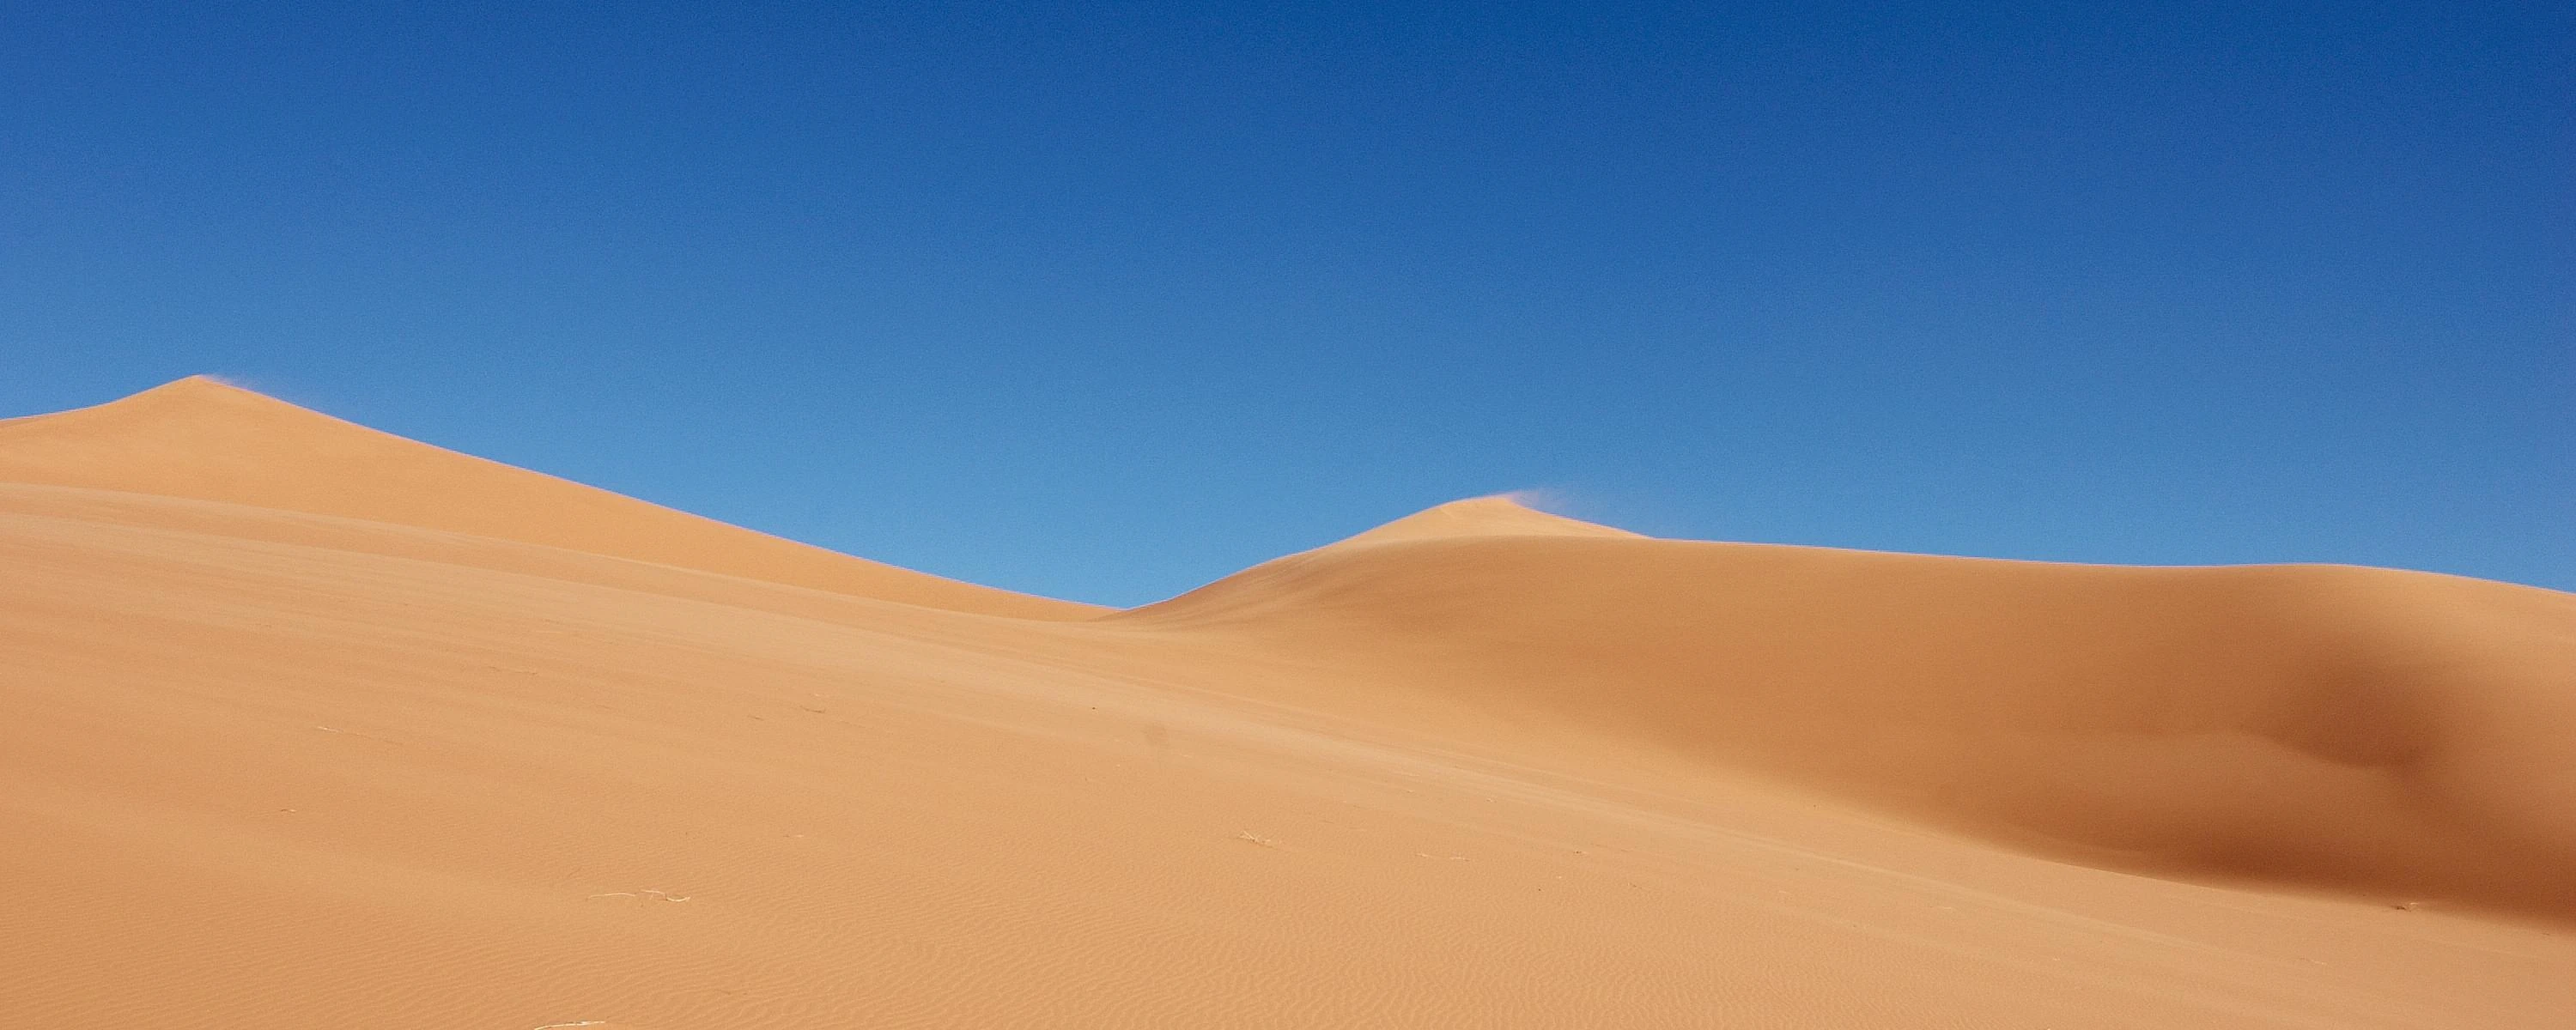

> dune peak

[
  {"left": 149, "top": 373, "right": 254, "bottom": 395},
  {"left": 1326, "top": 494, "right": 1642, "bottom": 549},
  {"left": 0, "top": 377, "right": 1097, "bottom": 620},
  {"left": 114, "top": 373, "right": 276, "bottom": 406}
]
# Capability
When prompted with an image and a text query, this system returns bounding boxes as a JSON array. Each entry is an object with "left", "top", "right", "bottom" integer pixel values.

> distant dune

[
  {"left": 3, "top": 378, "right": 2571, "bottom": 1029},
  {"left": 1317, "top": 494, "right": 1643, "bottom": 548}
]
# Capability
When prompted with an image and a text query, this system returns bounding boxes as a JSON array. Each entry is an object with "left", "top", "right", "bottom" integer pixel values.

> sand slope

[
  {"left": 1122, "top": 528, "right": 2576, "bottom": 920},
  {"left": 0, "top": 378, "right": 1094, "bottom": 620},
  {"left": 4, "top": 379, "right": 2573, "bottom": 1029}
]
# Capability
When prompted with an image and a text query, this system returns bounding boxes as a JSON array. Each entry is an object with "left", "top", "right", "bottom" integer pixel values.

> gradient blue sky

[{"left": 5, "top": 1, "right": 2569, "bottom": 604}]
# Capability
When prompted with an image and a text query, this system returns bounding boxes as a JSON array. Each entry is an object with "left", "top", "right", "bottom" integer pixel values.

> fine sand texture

[{"left": 4, "top": 379, "right": 2573, "bottom": 1028}]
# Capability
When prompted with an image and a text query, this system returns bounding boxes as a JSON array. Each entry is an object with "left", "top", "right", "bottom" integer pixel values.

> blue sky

[{"left": 4, "top": 1, "right": 2569, "bottom": 605}]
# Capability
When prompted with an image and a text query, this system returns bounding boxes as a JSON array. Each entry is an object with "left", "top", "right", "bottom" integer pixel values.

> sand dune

[
  {"left": 1122, "top": 529, "right": 2576, "bottom": 919},
  {"left": 4, "top": 379, "right": 2572, "bottom": 1028},
  {"left": 1318, "top": 494, "right": 1643, "bottom": 548},
  {"left": 0, "top": 377, "right": 1094, "bottom": 620}
]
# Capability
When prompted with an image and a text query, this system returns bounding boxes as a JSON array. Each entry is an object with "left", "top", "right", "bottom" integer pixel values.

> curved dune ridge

[
  {"left": 5, "top": 377, "right": 2574, "bottom": 1028},
  {"left": 1121, "top": 528, "right": 2576, "bottom": 918},
  {"left": 0, "top": 377, "right": 1096, "bottom": 620}
]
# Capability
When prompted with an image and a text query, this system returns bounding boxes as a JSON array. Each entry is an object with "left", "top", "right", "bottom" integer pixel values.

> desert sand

[{"left": 3, "top": 376, "right": 2571, "bottom": 1028}]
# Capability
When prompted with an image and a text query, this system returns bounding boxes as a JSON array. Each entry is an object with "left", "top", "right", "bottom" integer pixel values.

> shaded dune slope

[
  {"left": 0, "top": 378, "right": 1095, "bottom": 620},
  {"left": 1118, "top": 507, "right": 2576, "bottom": 921}
]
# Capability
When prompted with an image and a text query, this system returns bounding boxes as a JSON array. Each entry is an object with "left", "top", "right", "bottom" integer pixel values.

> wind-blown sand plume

[
  {"left": 4, "top": 380, "right": 2573, "bottom": 1028},
  {"left": 0, "top": 377, "right": 1094, "bottom": 619},
  {"left": 1320, "top": 494, "right": 1642, "bottom": 548}
]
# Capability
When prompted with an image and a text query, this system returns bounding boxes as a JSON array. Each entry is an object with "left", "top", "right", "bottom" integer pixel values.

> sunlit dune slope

[
  {"left": 7, "top": 379, "right": 2576, "bottom": 1028},
  {"left": 1120, "top": 504, "right": 2576, "bottom": 920},
  {"left": 16, "top": 484, "right": 2573, "bottom": 1028},
  {"left": 0, "top": 378, "right": 1094, "bottom": 620}
]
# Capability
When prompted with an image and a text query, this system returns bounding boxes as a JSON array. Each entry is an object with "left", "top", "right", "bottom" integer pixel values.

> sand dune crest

[
  {"left": 1321, "top": 494, "right": 1643, "bottom": 548},
  {"left": 0, "top": 377, "right": 1093, "bottom": 619}
]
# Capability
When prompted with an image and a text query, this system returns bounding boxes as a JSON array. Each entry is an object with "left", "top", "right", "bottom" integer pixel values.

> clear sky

[{"left": 4, "top": 1, "right": 2569, "bottom": 605}]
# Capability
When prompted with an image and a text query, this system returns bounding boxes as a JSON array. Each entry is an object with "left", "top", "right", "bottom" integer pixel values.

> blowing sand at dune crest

[{"left": 3, "top": 379, "right": 2572, "bottom": 1029}]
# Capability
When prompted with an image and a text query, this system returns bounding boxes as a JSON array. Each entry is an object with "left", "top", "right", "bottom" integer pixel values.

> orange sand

[{"left": 4, "top": 377, "right": 2571, "bottom": 1028}]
